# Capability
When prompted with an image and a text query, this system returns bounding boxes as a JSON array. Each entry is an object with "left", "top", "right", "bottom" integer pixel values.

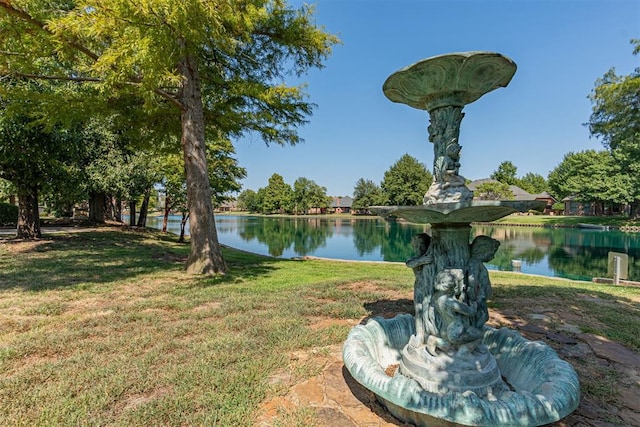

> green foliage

[
  {"left": 518, "top": 172, "right": 548, "bottom": 194},
  {"left": 206, "top": 139, "right": 247, "bottom": 207},
  {"left": 161, "top": 138, "right": 245, "bottom": 211},
  {"left": 262, "top": 173, "right": 293, "bottom": 214},
  {"left": 0, "top": 0, "right": 339, "bottom": 146},
  {"left": 474, "top": 181, "right": 514, "bottom": 200},
  {"left": 0, "top": 179, "right": 14, "bottom": 203},
  {"left": 0, "top": 109, "right": 87, "bottom": 209},
  {"left": 292, "top": 177, "right": 329, "bottom": 214},
  {"left": 352, "top": 178, "right": 384, "bottom": 210},
  {"left": 0, "top": 201, "right": 17, "bottom": 225},
  {"left": 237, "top": 189, "right": 259, "bottom": 213},
  {"left": 547, "top": 150, "right": 633, "bottom": 204},
  {"left": 0, "top": 0, "right": 339, "bottom": 272},
  {"left": 490, "top": 161, "right": 519, "bottom": 185},
  {"left": 587, "top": 40, "right": 640, "bottom": 212},
  {"left": 380, "top": 154, "right": 431, "bottom": 206}
]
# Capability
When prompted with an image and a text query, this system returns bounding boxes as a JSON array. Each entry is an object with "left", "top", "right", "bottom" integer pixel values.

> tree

[
  {"left": 160, "top": 139, "right": 245, "bottom": 239},
  {"left": 0, "top": 111, "right": 86, "bottom": 238},
  {"left": 518, "top": 172, "right": 548, "bottom": 194},
  {"left": 352, "top": 178, "right": 384, "bottom": 211},
  {"left": 206, "top": 139, "right": 246, "bottom": 208},
  {"left": 237, "top": 189, "right": 260, "bottom": 213},
  {"left": 547, "top": 150, "right": 633, "bottom": 208},
  {"left": 262, "top": 173, "right": 293, "bottom": 214},
  {"left": 587, "top": 39, "right": 640, "bottom": 217},
  {"left": 490, "top": 161, "right": 519, "bottom": 185},
  {"left": 292, "top": 177, "right": 329, "bottom": 214},
  {"left": 0, "top": 0, "right": 338, "bottom": 274},
  {"left": 474, "top": 181, "right": 513, "bottom": 200},
  {"left": 380, "top": 154, "right": 432, "bottom": 206}
]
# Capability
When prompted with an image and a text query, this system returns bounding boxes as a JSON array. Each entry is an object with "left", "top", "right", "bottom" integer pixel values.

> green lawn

[
  {"left": 495, "top": 213, "right": 639, "bottom": 227},
  {"left": 0, "top": 229, "right": 638, "bottom": 425}
]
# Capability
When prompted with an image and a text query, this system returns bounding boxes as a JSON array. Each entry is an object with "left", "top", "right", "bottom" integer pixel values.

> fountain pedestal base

[{"left": 400, "top": 339, "right": 508, "bottom": 398}]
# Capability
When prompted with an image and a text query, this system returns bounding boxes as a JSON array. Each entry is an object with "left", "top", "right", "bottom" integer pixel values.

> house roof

[
  {"left": 467, "top": 178, "right": 542, "bottom": 201},
  {"left": 466, "top": 178, "right": 495, "bottom": 191},
  {"left": 330, "top": 196, "right": 353, "bottom": 208},
  {"left": 533, "top": 191, "right": 557, "bottom": 202}
]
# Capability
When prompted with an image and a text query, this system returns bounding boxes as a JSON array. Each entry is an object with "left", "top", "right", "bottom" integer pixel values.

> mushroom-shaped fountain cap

[{"left": 383, "top": 51, "right": 517, "bottom": 111}]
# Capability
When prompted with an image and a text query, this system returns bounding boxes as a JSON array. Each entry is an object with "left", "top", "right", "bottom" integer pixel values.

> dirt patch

[
  {"left": 309, "top": 317, "right": 359, "bottom": 331},
  {"left": 0, "top": 239, "right": 54, "bottom": 253},
  {"left": 191, "top": 301, "right": 222, "bottom": 312},
  {"left": 113, "top": 386, "right": 173, "bottom": 414}
]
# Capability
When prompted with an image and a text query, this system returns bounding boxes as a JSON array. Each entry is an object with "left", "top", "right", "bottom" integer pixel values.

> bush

[{"left": 0, "top": 202, "right": 18, "bottom": 225}]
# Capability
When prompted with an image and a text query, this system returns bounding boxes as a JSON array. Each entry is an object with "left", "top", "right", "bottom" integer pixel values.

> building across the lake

[
  {"left": 329, "top": 196, "right": 353, "bottom": 214},
  {"left": 467, "top": 179, "right": 557, "bottom": 214}
]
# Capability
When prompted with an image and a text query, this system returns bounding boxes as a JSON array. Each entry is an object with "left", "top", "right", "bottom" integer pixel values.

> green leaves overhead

[{"left": 0, "top": 0, "right": 338, "bottom": 144}]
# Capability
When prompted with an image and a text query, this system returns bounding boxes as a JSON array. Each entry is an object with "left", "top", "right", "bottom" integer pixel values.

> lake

[{"left": 140, "top": 214, "right": 640, "bottom": 282}]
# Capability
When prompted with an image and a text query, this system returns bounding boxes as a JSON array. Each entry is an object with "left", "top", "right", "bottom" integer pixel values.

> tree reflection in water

[{"left": 145, "top": 215, "right": 640, "bottom": 282}]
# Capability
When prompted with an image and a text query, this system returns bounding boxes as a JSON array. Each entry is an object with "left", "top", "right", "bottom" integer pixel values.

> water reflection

[{"left": 141, "top": 215, "right": 640, "bottom": 282}]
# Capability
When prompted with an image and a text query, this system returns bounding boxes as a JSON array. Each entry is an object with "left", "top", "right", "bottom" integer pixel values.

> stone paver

[{"left": 258, "top": 311, "right": 640, "bottom": 427}]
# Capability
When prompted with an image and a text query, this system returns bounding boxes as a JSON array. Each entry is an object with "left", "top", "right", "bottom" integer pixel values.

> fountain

[{"left": 342, "top": 52, "right": 580, "bottom": 426}]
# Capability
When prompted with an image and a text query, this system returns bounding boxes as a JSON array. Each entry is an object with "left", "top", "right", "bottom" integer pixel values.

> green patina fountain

[{"left": 343, "top": 52, "right": 580, "bottom": 426}]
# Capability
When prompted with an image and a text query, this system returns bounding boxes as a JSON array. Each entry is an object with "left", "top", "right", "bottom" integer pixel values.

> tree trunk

[
  {"left": 631, "top": 199, "right": 640, "bottom": 219},
  {"left": 179, "top": 212, "right": 188, "bottom": 243},
  {"left": 129, "top": 200, "right": 136, "bottom": 226},
  {"left": 162, "top": 195, "right": 171, "bottom": 233},
  {"left": 114, "top": 197, "right": 123, "bottom": 223},
  {"left": 16, "top": 185, "right": 41, "bottom": 239},
  {"left": 105, "top": 195, "right": 115, "bottom": 221},
  {"left": 88, "top": 191, "right": 107, "bottom": 223},
  {"left": 137, "top": 189, "right": 150, "bottom": 227},
  {"left": 178, "top": 52, "right": 227, "bottom": 274}
]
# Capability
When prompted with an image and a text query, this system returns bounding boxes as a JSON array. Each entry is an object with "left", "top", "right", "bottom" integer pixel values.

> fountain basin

[
  {"left": 343, "top": 314, "right": 580, "bottom": 426},
  {"left": 369, "top": 200, "right": 546, "bottom": 224},
  {"left": 382, "top": 51, "right": 517, "bottom": 112}
]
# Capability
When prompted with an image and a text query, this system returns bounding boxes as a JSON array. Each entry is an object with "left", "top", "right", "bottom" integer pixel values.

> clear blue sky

[{"left": 234, "top": 0, "right": 639, "bottom": 197}]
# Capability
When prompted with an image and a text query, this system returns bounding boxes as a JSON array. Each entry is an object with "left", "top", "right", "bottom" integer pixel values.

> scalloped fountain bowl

[{"left": 343, "top": 314, "right": 580, "bottom": 426}]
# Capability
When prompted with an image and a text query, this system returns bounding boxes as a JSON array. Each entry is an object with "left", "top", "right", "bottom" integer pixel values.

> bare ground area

[{"left": 259, "top": 283, "right": 640, "bottom": 427}]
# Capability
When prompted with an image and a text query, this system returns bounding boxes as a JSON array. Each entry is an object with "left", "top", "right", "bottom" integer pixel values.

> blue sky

[{"left": 234, "top": 0, "right": 639, "bottom": 197}]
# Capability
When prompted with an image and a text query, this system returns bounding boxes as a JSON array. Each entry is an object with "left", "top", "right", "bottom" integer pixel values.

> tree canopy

[
  {"left": 380, "top": 154, "right": 432, "bottom": 206},
  {"left": 0, "top": 0, "right": 338, "bottom": 274},
  {"left": 586, "top": 39, "right": 640, "bottom": 216},
  {"left": 474, "top": 181, "right": 513, "bottom": 201},
  {"left": 262, "top": 173, "right": 293, "bottom": 214},
  {"left": 292, "top": 177, "right": 329, "bottom": 214},
  {"left": 490, "top": 161, "right": 519, "bottom": 186},
  {"left": 352, "top": 178, "right": 384, "bottom": 211},
  {"left": 547, "top": 150, "right": 633, "bottom": 205}
]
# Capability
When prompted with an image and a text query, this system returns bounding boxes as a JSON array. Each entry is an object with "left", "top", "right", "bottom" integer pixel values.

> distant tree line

[{"left": 236, "top": 174, "right": 331, "bottom": 214}]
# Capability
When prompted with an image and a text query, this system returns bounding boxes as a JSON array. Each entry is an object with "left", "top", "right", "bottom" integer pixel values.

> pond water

[{"left": 140, "top": 214, "right": 640, "bottom": 282}]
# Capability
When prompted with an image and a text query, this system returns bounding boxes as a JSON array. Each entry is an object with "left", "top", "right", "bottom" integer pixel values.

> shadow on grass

[
  {"left": 0, "top": 230, "right": 279, "bottom": 292},
  {"left": 357, "top": 282, "right": 639, "bottom": 351}
]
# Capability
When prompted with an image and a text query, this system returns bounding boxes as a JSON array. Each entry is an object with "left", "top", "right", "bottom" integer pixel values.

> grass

[
  {"left": 495, "top": 213, "right": 639, "bottom": 227},
  {"left": 1, "top": 228, "right": 639, "bottom": 426}
]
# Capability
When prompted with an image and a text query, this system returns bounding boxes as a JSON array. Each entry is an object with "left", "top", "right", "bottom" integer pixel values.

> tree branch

[
  {"left": 0, "top": 0, "right": 99, "bottom": 62},
  {"left": 1, "top": 72, "right": 101, "bottom": 83},
  {"left": 0, "top": 1, "right": 183, "bottom": 110}
]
